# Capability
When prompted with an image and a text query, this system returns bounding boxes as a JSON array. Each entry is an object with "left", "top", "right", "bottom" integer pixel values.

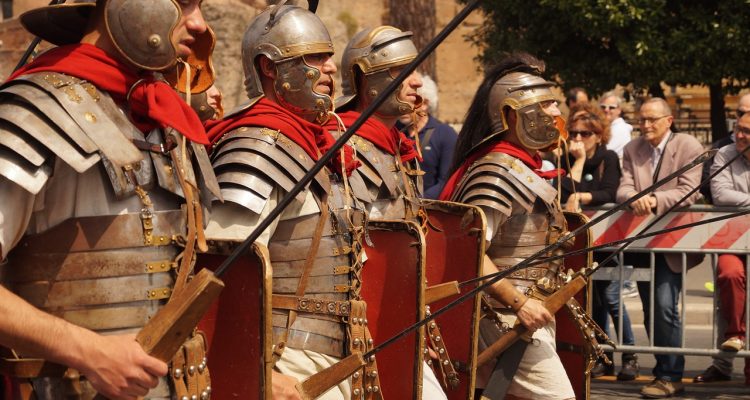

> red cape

[
  {"left": 9, "top": 44, "right": 208, "bottom": 144},
  {"left": 206, "top": 98, "right": 359, "bottom": 176},
  {"left": 328, "top": 111, "right": 421, "bottom": 163}
]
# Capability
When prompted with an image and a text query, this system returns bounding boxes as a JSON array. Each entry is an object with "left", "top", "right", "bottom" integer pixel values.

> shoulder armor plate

[
  {"left": 453, "top": 152, "right": 557, "bottom": 217},
  {"left": 0, "top": 72, "right": 148, "bottom": 194},
  {"left": 211, "top": 126, "right": 328, "bottom": 214}
]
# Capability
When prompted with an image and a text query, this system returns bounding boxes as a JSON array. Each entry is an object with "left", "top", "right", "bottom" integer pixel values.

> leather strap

[
  {"left": 168, "top": 130, "right": 207, "bottom": 297},
  {"left": 275, "top": 187, "right": 331, "bottom": 362}
]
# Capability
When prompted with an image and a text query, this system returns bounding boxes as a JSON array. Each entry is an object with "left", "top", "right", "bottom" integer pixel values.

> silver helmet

[
  {"left": 20, "top": 0, "right": 185, "bottom": 71},
  {"left": 241, "top": 4, "right": 334, "bottom": 124},
  {"left": 488, "top": 71, "right": 561, "bottom": 150},
  {"left": 336, "top": 26, "right": 420, "bottom": 118}
]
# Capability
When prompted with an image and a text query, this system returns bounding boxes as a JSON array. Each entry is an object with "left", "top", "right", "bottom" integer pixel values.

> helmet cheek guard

[
  {"left": 105, "top": 0, "right": 182, "bottom": 71},
  {"left": 274, "top": 57, "right": 334, "bottom": 124},
  {"left": 516, "top": 103, "right": 562, "bottom": 150}
]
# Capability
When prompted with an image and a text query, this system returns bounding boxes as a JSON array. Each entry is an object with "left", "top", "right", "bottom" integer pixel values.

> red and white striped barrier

[{"left": 582, "top": 206, "right": 750, "bottom": 252}]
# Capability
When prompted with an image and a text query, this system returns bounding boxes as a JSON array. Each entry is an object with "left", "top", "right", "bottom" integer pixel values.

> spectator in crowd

[
  {"left": 565, "top": 86, "right": 589, "bottom": 110},
  {"left": 700, "top": 93, "right": 750, "bottom": 203},
  {"left": 599, "top": 91, "right": 633, "bottom": 159},
  {"left": 616, "top": 98, "right": 704, "bottom": 398},
  {"left": 397, "top": 73, "right": 458, "bottom": 199},
  {"left": 555, "top": 103, "right": 638, "bottom": 380},
  {"left": 693, "top": 111, "right": 750, "bottom": 386},
  {"left": 599, "top": 91, "right": 639, "bottom": 299}
]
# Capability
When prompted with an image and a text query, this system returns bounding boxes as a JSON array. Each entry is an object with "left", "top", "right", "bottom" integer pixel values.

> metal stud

[
  {"left": 373, "top": 386, "right": 380, "bottom": 393},
  {"left": 174, "top": 368, "right": 183, "bottom": 379},
  {"left": 366, "top": 386, "right": 373, "bottom": 393},
  {"left": 353, "top": 389, "right": 361, "bottom": 396},
  {"left": 368, "top": 338, "right": 373, "bottom": 345},
  {"left": 353, "top": 338, "right": 361, "bottom": 346},
  {"left": 369, "top": 355, "right": 376, "bottom": 362},
  {"left": 353, "top": 372, "right": 360, "bottom": 379},
  {"left": 189, "top": 365, "right": 196, "bottom": 375},
  {"left": 181, "top": 396, "right": 189, "bottom": 400},
  {"left": 191, "top": 395, "right": 198, "bottom": 400},
  {"left": 200, "top": 391, "right": 209, "bottom": 400},
  {"left": 435, "top": 336, "right": 441, "bottom": 342}
]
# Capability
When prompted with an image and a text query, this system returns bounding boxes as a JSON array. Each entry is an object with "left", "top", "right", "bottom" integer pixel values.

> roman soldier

[
  {"left": 440, "top": 53, "right": 576, "bottom": 400},
  {"left": 329, "top": 26, "right": 486, "bottom": 400},
  {"left": 330, "top": 26, "right": 424, "bottom": 220},
  {"left": 203, "top": 4, "right": 390, "bottom": 399},
  {"left": 0, "top": 0, "right": 218, "bottom": 399}
]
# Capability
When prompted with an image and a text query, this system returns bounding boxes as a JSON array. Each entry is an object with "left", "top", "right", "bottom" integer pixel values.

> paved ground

[{"left": 591, "top": 376, "right": 750, "bottom": 399}]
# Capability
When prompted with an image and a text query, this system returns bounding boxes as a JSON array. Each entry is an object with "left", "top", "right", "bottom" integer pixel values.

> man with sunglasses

[
  {"left": 599, "top": 91, "right": 633, "bottom": 159},
  {"left": 700, "top": 93, "right": 750, "bottom": 203},
  {"left": 616, "top": 98, "right": 704, "bottom": 398}
]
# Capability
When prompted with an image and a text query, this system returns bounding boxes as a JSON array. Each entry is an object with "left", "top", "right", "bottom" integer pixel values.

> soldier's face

[
  {"left": 303, "top": 53, "right": 337, "bottom": 97},
  {"left": 172, "top": 0, "right": 207, "bottom": 58},
  {"left": 394, "top": 69, "right": 423, "bottom": 110}
]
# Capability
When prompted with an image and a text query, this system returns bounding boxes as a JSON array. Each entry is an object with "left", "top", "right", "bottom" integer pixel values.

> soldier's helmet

[
  {"left": 20, "top": 0, "right": 193, "bottom": 71},
  {"left": 336, "top": 26, "right": 420, "bottom": 118},
  {"left": 488, "top": 71, "right": 562, "bottom": 150},
  {"left": 241, "top": 4, "right": 334, "bottom": 124}
]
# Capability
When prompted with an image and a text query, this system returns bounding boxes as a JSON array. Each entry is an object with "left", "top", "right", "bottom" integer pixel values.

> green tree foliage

[{"left": 466, "top": 0, "right": 750, "bottom": 140}]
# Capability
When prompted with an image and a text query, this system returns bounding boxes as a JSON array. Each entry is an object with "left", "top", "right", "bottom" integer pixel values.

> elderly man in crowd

[
  {"left": 693, "top": 111, "right": 750, "bottom": 386},
  {"left": 616, "top": 98, "right": 704, "bottom": 398},
  {"left": 599, "top": 91, "right": 633, "bottom": 159}
]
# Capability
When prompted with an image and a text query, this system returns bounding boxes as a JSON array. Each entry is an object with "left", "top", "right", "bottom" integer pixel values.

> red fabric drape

[
  {"left": 206, "top": 98, "right": 359, "bottom": 175},
  {"left": 329, "top": 111, "right": 421, "bottom": 163},
  {"left": 9, "top": 44, "right": 209, "bottom": 144},
  {"left": 439, "top": 140, "right": 564, "bottom": 200}
]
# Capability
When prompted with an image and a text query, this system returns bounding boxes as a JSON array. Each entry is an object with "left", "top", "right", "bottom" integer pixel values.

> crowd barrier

[{"left": 581, "top": 204, "right": 750, "bottom": 358}]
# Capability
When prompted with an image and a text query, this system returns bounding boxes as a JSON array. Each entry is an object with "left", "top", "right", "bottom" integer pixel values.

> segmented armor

[{"left": 0, "top": 72, "right": 218, "bottom": 399}]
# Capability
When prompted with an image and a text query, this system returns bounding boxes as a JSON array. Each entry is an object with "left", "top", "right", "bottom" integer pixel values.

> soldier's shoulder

[
  {"left": 210, "top": 125, "right": 315, "bottom": 214},
  {"left": 0, "top": 71, "right": 142, "bottom": 194}
]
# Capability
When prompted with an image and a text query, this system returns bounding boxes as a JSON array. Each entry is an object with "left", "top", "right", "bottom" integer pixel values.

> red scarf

[
  {"left": 9, "top": 44, "right": 208, "bottom": 144},
  {"left": 206, "top": 98, "right": 359, "bottom": 175},
  {"left": 330, "top": 111, "right": 421, "bottom": 163},
  {"left": 439, "top": 140, "right": 564, "bottom": 200}
]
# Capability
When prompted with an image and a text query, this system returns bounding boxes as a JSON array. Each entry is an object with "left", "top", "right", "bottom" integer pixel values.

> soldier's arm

[
  {"left": 0, "top": 284, "right": 167, "bottom": 400},
  {"left": 1, "top": 179, "right": 166, "bottom": 399},
  {"left": 481, "top": 255, "right": 552, "bottom": 331}
]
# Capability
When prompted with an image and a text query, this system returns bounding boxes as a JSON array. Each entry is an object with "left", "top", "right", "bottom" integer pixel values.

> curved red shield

[
  {"left": 197, "top": 243, "right": 272, "bottom": 400},
  {"left": 556, "top": 211, "right": 593, "bottom": 400},
  {"left": 360, "top": 220, "right": 425, "bottom": 399},
  {"left": 421, "top": 200, "right": 485, "bottom": 400}
]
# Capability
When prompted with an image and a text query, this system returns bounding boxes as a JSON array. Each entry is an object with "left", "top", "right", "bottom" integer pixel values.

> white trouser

[{"left": 276, "top": 349, "right": 448, "bottom": 399}]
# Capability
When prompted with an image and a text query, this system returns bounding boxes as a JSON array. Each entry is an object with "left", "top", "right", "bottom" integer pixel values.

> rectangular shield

[
  {"left": 360, "top": 219, "right": 426, "bottom": 400},
  {"left": 421, "top": 200, "right": 485, "bottom": 400},
  {"left": 197, "top": 243, "right": 273, "bottom": 400}
]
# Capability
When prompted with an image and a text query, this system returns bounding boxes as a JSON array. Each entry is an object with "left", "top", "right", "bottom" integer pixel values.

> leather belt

[
  {"left": 495, "top": 265, "right": 551, "bottom": 281},
  {"left": 273, "top": 294, "right": 351, "bottom": 317}
]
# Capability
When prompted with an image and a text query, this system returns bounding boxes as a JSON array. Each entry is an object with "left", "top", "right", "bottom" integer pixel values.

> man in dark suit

[{"left": 616, "top": 97, "right": 704, "bottom": 398}]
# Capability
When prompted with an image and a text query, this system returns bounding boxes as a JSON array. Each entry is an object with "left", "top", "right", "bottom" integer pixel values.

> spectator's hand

[
  {"left": 272, "top": 371, "right": 303, "bottom": 400},
  {"left": 516, "top": 298, "right": 552, "bottom": 332},
  {"left": 568, "top": 141, "right": 586, "bottom": 160},
  {"left": 80, "top": 334, "right": 166, "bottom": 400},
  {"left": 630, "top": 195, "right": 656, "bottom": 216}
]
